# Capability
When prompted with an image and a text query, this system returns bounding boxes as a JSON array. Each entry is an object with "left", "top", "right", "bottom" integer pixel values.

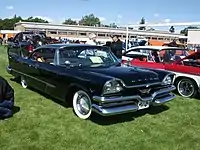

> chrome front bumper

[{"left": 92, "top": 85, "right": 176, "bottom": 116}]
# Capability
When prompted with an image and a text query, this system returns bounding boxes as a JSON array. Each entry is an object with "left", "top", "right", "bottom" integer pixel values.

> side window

[
  {"left": 59, "top": 49, "right": 79, "bottom": 65},
  {"left": 30, "top": 48, "right": 56, "bottom": 64}
]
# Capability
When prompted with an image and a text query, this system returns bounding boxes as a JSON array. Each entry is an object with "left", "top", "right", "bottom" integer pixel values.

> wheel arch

[
  {"left": 174, "top": 75, "right": 199, "bottom": 88},
  {"left": 65, "top": 83, "right": 91, "bottom": 106}
]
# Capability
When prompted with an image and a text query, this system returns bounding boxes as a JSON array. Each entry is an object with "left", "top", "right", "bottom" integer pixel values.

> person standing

[
  {"left": 86, "top": 33, "right": 97, "bottom": 45},
  {"left": 110, "top": 35, "right": 123, "bottom": 61}
]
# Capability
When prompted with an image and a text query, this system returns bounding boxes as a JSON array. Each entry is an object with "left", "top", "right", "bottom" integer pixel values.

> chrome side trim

[
  {"left": 93, "top": 85, "right": 176, "bottom": 103},
  {"left": 10, "top": 68, "right": 56, "bottom": 88}
]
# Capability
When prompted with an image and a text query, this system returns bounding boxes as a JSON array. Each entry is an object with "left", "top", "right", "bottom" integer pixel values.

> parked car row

[
  {"left": 7, "top": 44, "right": 176, "bottom": 119},
  {"left": 122, "top": 46, "right": 200, "bottom": 98}
]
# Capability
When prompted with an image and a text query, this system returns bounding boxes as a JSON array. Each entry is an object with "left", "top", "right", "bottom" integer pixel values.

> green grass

[{"left": 0, "top": 46, "right": 200, "bottom": 150}]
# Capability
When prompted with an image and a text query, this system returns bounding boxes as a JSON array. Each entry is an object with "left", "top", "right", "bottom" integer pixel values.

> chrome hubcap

[
  {"left": 179, "top": 80, "right": 194, "bottom": 97},
  {"left": 76, "top": 94, "right": 91, "bottom": 115}
]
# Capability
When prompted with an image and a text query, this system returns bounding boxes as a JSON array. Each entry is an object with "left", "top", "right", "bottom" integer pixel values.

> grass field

[{"left": 0, "top": 46, "right": 200, "bottom": 150}]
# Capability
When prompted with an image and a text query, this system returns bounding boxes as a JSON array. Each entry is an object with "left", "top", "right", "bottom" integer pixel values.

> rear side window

[{"left": 30, "top": 48, "right": 56, "bottom": 64}]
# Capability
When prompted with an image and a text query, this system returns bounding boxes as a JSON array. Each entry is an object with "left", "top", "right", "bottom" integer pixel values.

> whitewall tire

[
  {"left": 21, "top": 76, "right": 28, "bottom": 88},
  {"left": 73, "top": 90, "right": 92, "bottom": 119}
]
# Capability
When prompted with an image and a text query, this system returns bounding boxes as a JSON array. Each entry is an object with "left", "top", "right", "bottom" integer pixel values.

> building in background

[
  {"left": 14, "top": 21, "right": 187, "bottom": 44},
  {"left": 187, "top": 29, "right": 200, "bottom": 50},
  {"left": 0, "top": 30, "right": 20, "bottom": 40}
]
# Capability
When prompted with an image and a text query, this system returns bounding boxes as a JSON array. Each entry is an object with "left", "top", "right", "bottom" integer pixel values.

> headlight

[
  {"left": 162, "top": 75, "right": 173, "bottom": 85},
  {"left": 102, "top": 79, "right": 123, "bottom": 95}
]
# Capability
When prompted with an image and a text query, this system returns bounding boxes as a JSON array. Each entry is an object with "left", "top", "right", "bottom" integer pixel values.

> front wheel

[
  {"left": 177, "top": 78, "right": 197, "bottom": 98},
  {"left": 73, "top": 90, "right": 92, "bottom": 119}
]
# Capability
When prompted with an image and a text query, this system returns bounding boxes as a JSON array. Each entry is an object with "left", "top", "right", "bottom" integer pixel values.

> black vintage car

[{"left": 7, "top": 44, "right": 176, "bottom": 119}]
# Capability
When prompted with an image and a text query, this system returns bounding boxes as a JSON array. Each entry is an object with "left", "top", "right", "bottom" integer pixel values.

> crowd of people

[
  {"left": 57, "top": 33, "right": 124, "bottom": 60},
  {"left": 85, "top": 33, "right": 124, "bottom": 59}
]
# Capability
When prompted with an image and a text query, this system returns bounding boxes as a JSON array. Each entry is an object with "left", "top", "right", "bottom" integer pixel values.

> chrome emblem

[{"left": 139, "top": 88, "right": 151, "bottom": 94}]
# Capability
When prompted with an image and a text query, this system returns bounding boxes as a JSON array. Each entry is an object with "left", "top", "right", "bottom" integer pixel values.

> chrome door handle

[{"left": 29, "top": 64, "right": 39, "bottom": 68}]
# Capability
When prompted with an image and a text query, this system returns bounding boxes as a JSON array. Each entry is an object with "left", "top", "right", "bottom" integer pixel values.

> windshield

[
  {"left": 58, "top": 46, "right": 119, "bottom": 68},
  {"left": 125, "top": 48, "right": 190, "bottom": 63}
]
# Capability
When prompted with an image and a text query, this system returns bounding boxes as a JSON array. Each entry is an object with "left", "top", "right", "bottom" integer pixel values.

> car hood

[{"left": 84, "top": 66, "right": 160, "bottom": 86}]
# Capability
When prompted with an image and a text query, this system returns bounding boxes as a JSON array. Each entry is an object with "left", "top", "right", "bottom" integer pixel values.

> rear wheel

[
  {"left": 72, "top": 90, "right": 92, "bottom": 119},
  {"left": 177, "top": 78, "right": 197, "bottom": 98},
  {"left": 21, "top": 76, "right": 28, "bottom": 88}
]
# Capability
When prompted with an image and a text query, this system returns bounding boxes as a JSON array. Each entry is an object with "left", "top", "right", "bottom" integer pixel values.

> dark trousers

[{"left": 0, "top": 100, "right": 14, "bottom": 119}]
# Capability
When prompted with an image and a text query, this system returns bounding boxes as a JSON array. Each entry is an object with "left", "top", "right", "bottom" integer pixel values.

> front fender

[{"left": 174, "top": 72, "right": 200, "bottom": 88}]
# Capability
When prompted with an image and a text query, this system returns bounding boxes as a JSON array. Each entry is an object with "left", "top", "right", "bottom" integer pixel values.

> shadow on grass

[
  {"left": 10, "top": 77, "right": 169, "bottom": 125},
  {"left": 90, "top": 105, "right": 169, "bottom": 125},
  {"left": 13, "top": 106, "right": 20, "bottom": 115}
]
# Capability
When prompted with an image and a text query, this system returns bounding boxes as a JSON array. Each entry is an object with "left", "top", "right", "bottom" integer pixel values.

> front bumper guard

[{"left": 92, "top": 85, "right": 176, "bottom": 116}]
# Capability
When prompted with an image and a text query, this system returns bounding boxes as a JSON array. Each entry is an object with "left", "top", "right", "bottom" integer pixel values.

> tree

[
  {"left": 79, "top": 14, "right": 100, "bottom": 26},
  {"left": 180, "top": 26, "right": 199, "bottom": 36},
  {"left": 138, "top": 17, "right": 146, "bottom": 30},
  {"left": 169, "top": 26, "right": 175, "bottom": 33},
  {"left": 0, "top": 15, "right": 22, "bottom": 30},
  {"left": 0, "top": 15, "right": 49, "bottom": 30},
  {"left": 63, "top": 19, "right": 77, "bottom": 25},
  {"left": 25, "top": 17, "right": 49, "bottom": 23}
]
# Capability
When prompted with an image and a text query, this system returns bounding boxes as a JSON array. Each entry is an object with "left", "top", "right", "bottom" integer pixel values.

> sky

[{"left": 0, "top": 0, "right": 200, "bottom": 32}]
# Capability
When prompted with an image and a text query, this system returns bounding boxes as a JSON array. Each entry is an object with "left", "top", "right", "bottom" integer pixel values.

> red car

[{"left": 122, "top": 46, "right": 199, "bottom": 98}]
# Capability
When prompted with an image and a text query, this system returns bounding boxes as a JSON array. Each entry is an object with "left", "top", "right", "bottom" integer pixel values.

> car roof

[
  {"left": 127, "top": 46, "right": 186, "bottom": 51},
  {"left": 36, "top": 44, "right": 105, "bottom": 49}
]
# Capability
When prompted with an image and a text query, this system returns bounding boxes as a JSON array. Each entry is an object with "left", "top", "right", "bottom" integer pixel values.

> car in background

[
  {"left": 7, "top": 31, "right": 59, "bottom": 58},
  {"left": 7, "top": 44, "right": 175, "bottom": 119},
  {"left": 122, "top": 46, "right": 200, "bottom": 98}
]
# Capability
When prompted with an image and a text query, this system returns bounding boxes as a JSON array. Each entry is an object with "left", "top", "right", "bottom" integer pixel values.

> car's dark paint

[
  {"left": 7, "top": 44, "right": 176, "bottom": 117},
  {"left": 84, "top": 67, "right": 160, "bottom": 86}
]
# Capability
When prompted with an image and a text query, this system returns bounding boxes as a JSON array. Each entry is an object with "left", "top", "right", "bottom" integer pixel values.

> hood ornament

[{"left": 139, "top": 88, "right": 151, "bottom": 94}]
